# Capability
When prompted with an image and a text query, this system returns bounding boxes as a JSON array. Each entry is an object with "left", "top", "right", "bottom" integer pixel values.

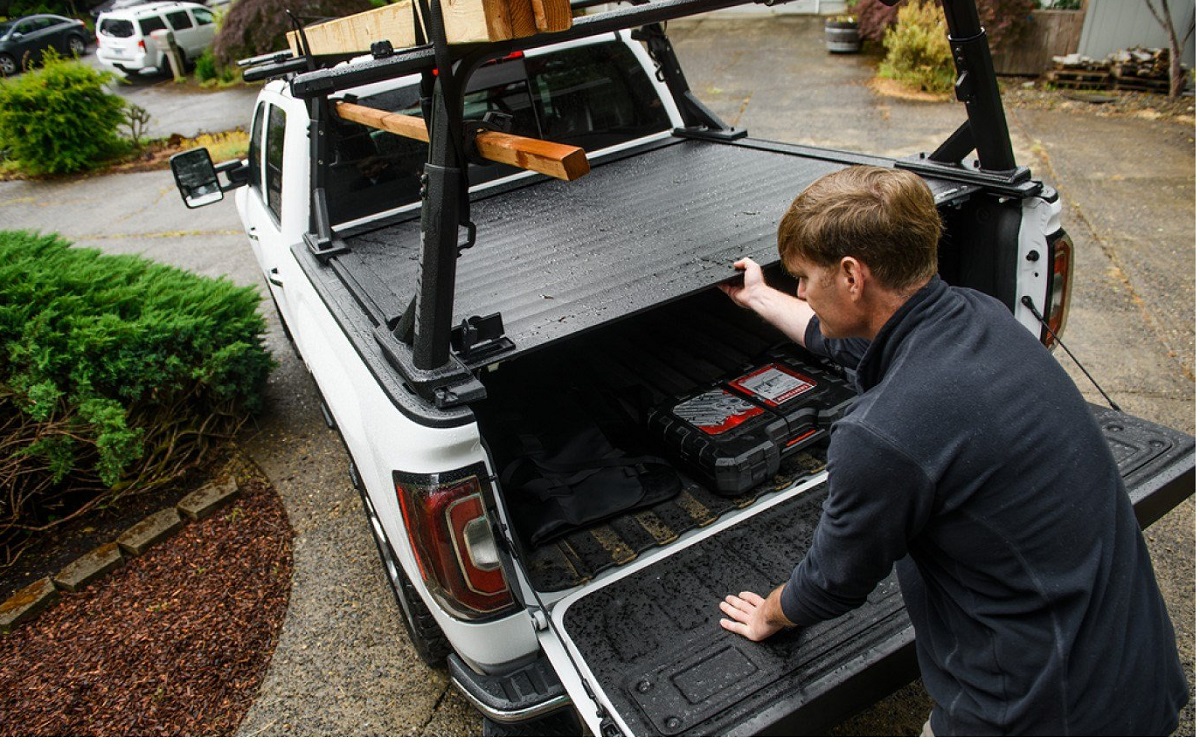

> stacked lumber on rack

[
  {"left": 1044, "top": 48, "right": 1179, "bottom": 93},
  {"left": 287, "top": 0, "right": 572, "bottom": 56}
]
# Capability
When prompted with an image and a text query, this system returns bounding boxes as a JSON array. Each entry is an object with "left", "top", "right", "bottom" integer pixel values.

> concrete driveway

[{"left": 0, "top": 14, "right": 1192, "bottom": 737}]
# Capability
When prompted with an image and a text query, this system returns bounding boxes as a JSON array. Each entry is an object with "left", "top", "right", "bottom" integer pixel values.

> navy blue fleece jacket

[{"left": 779, "top": 276, "right": 1187, "bottom": 735}]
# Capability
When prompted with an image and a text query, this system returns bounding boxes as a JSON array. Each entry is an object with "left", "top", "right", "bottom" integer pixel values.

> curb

[{"left": 0, "top": 476, "right": 241, "bottom": 634}]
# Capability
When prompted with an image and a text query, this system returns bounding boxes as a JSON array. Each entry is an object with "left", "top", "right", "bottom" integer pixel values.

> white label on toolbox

[
  {"left": 673, "top": 389, "right": 764, "bottom": 435},
  {"left": 731, "top": 364, "right": 816, "bottom": 406}
]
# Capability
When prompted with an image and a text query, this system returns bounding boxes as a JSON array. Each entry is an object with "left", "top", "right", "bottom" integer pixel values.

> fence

[{"left": 992, "top": 9, "right": 1086, "bottom": 76}]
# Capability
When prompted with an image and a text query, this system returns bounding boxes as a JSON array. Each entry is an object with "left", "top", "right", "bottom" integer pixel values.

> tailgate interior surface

[{"left": 556, "top": 407, "right": 1193, "bottom": 737}]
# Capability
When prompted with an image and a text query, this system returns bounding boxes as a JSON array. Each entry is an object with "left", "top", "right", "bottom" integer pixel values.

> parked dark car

[{"left": 0, "top": 14, "right": 89, "bottom": 76}]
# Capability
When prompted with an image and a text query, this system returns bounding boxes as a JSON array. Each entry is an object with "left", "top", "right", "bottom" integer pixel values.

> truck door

[{"left": 240, "top": 97, "right": 299, "bottom": 332}]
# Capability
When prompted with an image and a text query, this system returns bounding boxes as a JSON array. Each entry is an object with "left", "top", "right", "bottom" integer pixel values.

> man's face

[{"left": 791, "top": 256, "right": 861, "bottom": 339}]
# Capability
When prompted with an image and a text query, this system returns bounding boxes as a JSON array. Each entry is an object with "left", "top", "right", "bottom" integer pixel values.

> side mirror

[{"left": 170, "top": 148, "right": 224, "bottom": 208}]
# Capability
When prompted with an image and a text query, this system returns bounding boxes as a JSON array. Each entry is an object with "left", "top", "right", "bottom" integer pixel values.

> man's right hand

[{"left": 719, "top": 257, "right": 816, "bottom": 348}]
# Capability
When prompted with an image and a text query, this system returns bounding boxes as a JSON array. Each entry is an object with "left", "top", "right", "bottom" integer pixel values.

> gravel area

[{"left": 0, "top": 451, "right": 292, "bottom": 737}]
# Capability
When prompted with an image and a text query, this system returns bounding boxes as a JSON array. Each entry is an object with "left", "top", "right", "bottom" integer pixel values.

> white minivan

[{"left": 95, "top": 1, "right": 215, "bottom": 75}]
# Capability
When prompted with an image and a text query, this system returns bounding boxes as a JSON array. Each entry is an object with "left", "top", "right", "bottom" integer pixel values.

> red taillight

[
  {"left": 395, "top": 468, "right": 513, "bottom": 619},
  {"left": 138, "top": 39, "right": 145, "bottom": 52},
  {"left": 1041, "top": 231, "right": 1073, "bottom": 348}
]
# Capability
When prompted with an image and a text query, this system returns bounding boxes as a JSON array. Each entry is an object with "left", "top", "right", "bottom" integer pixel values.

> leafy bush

[
  {"left": 879, "top": 0, "right": 956, "bottom": 95},
  {"left": 212, "top": 0, "right": 374, "bottom": 68},
  {"left": 0, "top": 231, "right": 274, "bottom": 560},
  {"left": 0, "top": 51, "right": 126, "bottom": 175},
  {"left": 852, "top": 0, "right": 1036, "bottom": 50}
]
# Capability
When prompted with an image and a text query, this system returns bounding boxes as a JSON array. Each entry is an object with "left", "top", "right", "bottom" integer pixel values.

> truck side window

[
  {"left": 265, "top": 105, "right": 287, "bottom": 222},
  {"left": 247, "top": 102, "right": 265, "bottom": 192}
]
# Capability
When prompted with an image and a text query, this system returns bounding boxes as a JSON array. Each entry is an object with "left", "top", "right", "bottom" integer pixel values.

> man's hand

[
  {"left": 719, "top": 586, "right": 797, "bottom": 642},
  {"left": 718, "top": 258, "right": 815, "bottom": 348},
  {"left": 719, "top": 257, "right": 770, "bottom": 311}
]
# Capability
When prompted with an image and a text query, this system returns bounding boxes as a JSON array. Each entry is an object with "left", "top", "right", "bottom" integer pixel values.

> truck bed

[{"left": 331, "top": 136, "right": 978, "bottom": 370}]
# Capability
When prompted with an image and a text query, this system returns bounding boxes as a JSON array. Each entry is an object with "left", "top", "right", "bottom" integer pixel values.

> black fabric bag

[{"left": 493, "top": 383, "right": 681, "bottom": 548}]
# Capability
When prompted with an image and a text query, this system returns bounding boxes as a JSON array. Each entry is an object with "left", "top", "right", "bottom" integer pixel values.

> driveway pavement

[{"left": 1, "top": 14, "right": 1192, "bottom": 737}]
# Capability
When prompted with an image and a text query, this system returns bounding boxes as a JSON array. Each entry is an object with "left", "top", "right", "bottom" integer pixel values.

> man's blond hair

[{"left": 777, "top": 166, "right": 942, "bottom": 291}]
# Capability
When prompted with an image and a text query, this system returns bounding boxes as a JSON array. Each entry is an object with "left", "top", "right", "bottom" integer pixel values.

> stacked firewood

[{"left": 1044, "top": 47, "right": 1179, "bottom": 93}]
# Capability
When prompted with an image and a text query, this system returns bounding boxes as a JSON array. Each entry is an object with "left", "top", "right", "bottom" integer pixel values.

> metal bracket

[{"left": 451, "top": 313, "right": 515, "bottom": 366}]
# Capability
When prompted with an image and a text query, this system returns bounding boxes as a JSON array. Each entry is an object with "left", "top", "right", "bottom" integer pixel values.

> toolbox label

[
  {"left": 729, "top": 364, "right": 817, "bottom": 407},
  {"left": 673, "top": 389, "right": 765, "bottom": 435}
]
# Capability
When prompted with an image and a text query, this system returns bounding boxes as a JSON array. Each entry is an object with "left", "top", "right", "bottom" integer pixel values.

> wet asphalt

[{"left": 0, "top": 14, "right": 1193, "bottom": 736}]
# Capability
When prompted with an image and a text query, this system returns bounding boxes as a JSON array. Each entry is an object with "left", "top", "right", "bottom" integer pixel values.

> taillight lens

[
  {"left": 1041, "top": 231, "right": 1073, "bottom": 348},
  {"left": 395, "top": 467, "right": 513, "bottom": 620}
]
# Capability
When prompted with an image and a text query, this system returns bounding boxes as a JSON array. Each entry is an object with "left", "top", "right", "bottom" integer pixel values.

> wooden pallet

[
  {"left": 1045, "top": 68, "right": 1111, "bottom": 90},
  {"left": 1114, "top": 75, "right": 1170, "bottom": 92}
]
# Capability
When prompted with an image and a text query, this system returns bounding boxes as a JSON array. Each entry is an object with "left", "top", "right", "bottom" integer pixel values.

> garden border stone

[{"left": 0, "top": 476, "right": 241, "bottom": 634}]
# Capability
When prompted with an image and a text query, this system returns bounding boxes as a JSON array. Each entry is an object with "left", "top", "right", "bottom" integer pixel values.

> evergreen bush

[
  {"left": 0, "top": 51, "right": 126, "bottom": 175},
  {"left": 879, "top": 0, "right": 956, "bottom": 95},
  {"left": 0, "top": 231, "right": 274, "bottom": 560}
]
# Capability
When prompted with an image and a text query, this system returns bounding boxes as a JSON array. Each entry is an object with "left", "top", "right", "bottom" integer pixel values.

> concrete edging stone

[{"left": 0, "top": 477, "right": 241, "bottom": 634}]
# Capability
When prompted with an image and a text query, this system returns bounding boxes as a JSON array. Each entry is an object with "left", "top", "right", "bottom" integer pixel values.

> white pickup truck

[{"left": 170, "top": 0, "right": 1195, "bottom": 735}]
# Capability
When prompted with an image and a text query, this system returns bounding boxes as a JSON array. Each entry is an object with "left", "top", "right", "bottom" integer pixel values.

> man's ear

[{"left": 839, "top": 256, "right": 869, "bottom": 299}]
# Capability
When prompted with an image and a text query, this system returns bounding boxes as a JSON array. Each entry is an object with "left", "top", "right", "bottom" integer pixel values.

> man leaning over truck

[{"left": 717, "top": 165, "right": 1187, "bottom": 736}]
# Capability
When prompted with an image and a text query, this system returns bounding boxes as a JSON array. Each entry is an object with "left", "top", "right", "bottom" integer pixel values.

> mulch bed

[{"left": 0, "top": 451, "right": 293, "bottom": 736}]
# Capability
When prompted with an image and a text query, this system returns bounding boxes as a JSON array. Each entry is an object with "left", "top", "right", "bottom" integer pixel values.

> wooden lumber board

[
  {"left": 287, "top": 0, "right": 570, "bottom": 56},
  {"left": 333, "top": 100, "right": 589, "bottom": 180}
]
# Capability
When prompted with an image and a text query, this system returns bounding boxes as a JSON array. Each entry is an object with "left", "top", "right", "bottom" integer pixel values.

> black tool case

[{"left": 647, "top": 350, "right": 856, "bottom": 495}]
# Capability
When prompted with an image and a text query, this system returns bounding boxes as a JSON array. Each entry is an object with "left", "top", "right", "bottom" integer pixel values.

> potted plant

[{"left": 825, "top": 14, "right": 861, "bottom": 54}]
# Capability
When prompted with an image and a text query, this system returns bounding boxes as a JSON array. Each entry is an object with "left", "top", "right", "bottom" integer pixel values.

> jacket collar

[{"left": 854, "top": 275, "right": 947, "bottom": 392}]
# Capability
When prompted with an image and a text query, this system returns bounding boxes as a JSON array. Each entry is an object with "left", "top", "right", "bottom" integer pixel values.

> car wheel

[
  {"left": 67, "top": 35, "right": 86, "bottom": 58},
  {"left": 0, "top": 54, "right": 15, "bottom": 77},
  {"left": 355, "top": 465, "right": 452, "bottom": 666}
]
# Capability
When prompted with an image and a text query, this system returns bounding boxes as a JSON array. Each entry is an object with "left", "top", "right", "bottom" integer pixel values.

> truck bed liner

[
  {"left": 554, "top": 407, "right": 1194, "bottom": 736},
  {"left": 333, "top": 137, "right": 976, "bottom": 369}
]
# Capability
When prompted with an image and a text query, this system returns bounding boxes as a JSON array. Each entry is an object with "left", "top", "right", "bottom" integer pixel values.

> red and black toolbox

[{"left": 647, "top": 349, "right": 856, "bottom": 496}]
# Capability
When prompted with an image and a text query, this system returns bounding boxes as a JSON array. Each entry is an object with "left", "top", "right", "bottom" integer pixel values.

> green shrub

[
  {"left": 879, "top": 0, "right": 956, "bottom": 95},
  {"left": 0, "top": 51, "right": 127, "bottom": 175},
  {"left": 0, "top": 231, "right": 274, "bottom": 558}
]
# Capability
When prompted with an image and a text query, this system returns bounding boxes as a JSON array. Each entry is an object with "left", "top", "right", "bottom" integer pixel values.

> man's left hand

[{"left": 719, "top": 586, "right": 796, "bottom": 642}]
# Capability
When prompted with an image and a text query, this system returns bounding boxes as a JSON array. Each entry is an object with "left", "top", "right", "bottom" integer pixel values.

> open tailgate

[{"left": 543, "top": 405, "right": 1194, "bottom": 736}]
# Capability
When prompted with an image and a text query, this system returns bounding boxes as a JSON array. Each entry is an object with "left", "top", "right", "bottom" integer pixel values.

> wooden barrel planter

[{"left": 825, "top": 17, "right": 861, "bottom": 54}]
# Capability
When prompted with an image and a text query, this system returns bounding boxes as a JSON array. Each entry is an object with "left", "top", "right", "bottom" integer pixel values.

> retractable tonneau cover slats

[{"left": 334, "top": 138, "right": 979, "bottom": 370}]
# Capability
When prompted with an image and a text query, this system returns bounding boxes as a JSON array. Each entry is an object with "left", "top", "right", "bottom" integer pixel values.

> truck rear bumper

[{"left": 448, "top": 652, "right": 572, "bottom": 723}]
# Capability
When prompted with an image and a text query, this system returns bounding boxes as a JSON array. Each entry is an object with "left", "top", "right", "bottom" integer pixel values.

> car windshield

[
  {"left": 0, "top": 22, "right": 13, "bottom": 38},
  {"left": 99, "top": 18, "right": 135, "bottom": 37}
]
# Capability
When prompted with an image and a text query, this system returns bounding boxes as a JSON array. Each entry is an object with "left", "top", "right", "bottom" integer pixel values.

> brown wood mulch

[{"left": 0, "top": 452, "right": 293, "bottom": 736}]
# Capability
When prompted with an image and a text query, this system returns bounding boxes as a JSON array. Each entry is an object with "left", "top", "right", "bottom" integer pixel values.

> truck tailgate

[{"left": 548, "top": 406, "right": 1194, "bottom": 736}]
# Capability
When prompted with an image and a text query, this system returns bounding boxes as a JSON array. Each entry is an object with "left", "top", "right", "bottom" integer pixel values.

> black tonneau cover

[{"left": 329, "top": 137, "right": 980, "bottom": 370}]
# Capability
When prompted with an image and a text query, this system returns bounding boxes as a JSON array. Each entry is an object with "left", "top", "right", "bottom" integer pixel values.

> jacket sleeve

[{"left": 779, "top": 419, "right": 936, "bottom": 627}]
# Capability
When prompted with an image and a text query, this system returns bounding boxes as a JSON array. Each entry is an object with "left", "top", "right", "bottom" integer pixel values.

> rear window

[
  {"left": 99, "top": 18, "right": 134, "bottom": 37},
  {"left": 326, "top": 41, "right": 671, "bottom": 225},
  {"left": 138, "top": 15, "right": 167, "bottom": 35}
]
